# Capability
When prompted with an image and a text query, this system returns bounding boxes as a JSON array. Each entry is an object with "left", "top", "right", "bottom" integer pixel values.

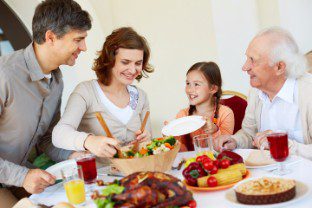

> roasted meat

[{"left": 95, "top": 171, "right": 194, "bottom": 208}]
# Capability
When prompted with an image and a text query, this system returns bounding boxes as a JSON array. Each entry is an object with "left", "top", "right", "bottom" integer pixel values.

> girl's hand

[
  {"left": 132, "top": 129, "right": 151, "bottom": 144},
  {"left": 203, "top": 116, "right": 218, "bottom": 135},
  {"left": 84, "top": 135, "right": 119, "bottom": 158}
]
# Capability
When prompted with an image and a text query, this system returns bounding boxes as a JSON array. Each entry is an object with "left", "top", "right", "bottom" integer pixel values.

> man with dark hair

[{"left": 0, "top": 0, "right": 92, "bottom": 206}]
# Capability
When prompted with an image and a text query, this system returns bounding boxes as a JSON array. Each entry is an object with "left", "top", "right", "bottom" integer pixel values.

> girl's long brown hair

[{"left": 187, "top": 62, "right": 222, "bottom": 121}]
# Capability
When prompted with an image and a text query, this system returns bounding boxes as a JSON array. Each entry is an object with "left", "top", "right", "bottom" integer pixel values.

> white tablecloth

[{"left": 30, "top": 149, "right": 312, "bottom": 208}]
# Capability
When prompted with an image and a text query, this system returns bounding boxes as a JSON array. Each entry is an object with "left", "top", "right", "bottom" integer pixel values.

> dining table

[{"left": 30, "top": 149, "right": 312, "bottom": 208}]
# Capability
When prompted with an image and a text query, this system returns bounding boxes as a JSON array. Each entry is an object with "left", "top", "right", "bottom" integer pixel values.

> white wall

[
  {"left": 278, "top": 0, "right": 312, "bottom": 53},
  {"left": 210, "top": 0, "right": 259, "bottom": 94},
  {"left": 4, "top": 0, "right": 312, "bottom": 138}
]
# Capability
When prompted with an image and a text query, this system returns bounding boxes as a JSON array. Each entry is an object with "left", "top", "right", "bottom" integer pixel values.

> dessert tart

[{"left": 235, "top": 177, "right": 296, "bottom": 205}]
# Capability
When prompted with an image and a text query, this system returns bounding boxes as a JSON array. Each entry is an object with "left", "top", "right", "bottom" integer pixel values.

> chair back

[{"left": 220, "top": 90, "right": 247, "bottom": 134}]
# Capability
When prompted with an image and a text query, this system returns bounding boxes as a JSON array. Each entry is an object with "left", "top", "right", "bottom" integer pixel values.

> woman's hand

[
  {"left": 131, "top": 129, "right": 151, "bottom": 144},
  {"left": 83, "top": 135, "right": 119, "bottom": 157}
]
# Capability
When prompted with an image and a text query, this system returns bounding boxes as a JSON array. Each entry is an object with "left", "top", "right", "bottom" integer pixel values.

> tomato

[
  {"left": 210, "top": 165, "right": 218, "bottom": 174},
  {"left": 202, "top": 157, "right": 212, "bottom": 164},
  {"left": 200, "top": 154, "right": 209, "bottom": 160},
  {"left": 196, "top": 155, "right": 209, "bottom": 163},
  {"left": 207, "top": 176, "right": 218, "bottom": 187},
  {"left": 203, "top": 161, "right": 214, "bottom": 171},
  {"left": 195, "top": 155, "right": 204, "bottom": 163},
  {"left": 213, "top": 159, "right": 219, "bottom": 167},
  {"left": 188, "top": 200, "right": 197, "bottom": 208},
  {"left": 217, "top": 150, "right": 243, "bottom": 165},
  {"left": 220, "top": 159, "right": 231, "bottom": 169}
]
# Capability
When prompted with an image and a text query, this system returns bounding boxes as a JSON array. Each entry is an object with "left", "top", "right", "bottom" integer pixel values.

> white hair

[{"left": 255, "top": 27, "right": 307, "bottom": 78}]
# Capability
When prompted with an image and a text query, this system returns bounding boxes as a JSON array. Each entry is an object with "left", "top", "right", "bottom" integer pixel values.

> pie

[{"left": 235, "top": 177, "right": 296, "bottom": 204}]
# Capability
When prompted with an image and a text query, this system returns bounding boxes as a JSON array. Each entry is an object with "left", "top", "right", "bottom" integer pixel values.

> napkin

[{"left": 245, "top": 149, "right": 275, "bottom": 166}]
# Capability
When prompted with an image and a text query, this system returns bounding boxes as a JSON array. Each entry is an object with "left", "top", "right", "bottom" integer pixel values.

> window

[{"left": 0, "top": 0, "right": 31, "bottom": 56}]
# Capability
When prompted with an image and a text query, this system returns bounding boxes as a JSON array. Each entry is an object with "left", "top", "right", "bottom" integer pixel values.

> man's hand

[
  {"left": 23, "top": 169, "right": 56, "bottom": 194},
  {"left": 253, "top": 130, "right": 272, "bottom": 149},
  {"left": 84, "top": 135, "right": 118, "bottom": 158},
  {"left": 131, "top": 129, "right": 151, "bottom": 144},
  {"left": 214, "top": 135, "right": 237, "bottom": 152}
]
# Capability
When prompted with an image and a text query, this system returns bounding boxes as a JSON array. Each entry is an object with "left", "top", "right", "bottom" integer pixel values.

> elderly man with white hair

[{"left": 215, "top": 27, "right": 312, "bottom": 160}]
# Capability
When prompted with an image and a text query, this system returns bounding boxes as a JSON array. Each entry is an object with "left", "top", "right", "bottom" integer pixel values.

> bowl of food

[
  {"left": 182, "top": 150, "right": 250, "bottom": 191},
  {"left": 110, "top": 136, "right": 180, "bottom": 175}
]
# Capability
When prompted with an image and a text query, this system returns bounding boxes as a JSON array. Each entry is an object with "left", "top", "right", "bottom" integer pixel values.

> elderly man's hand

[
  {"left": 253, "top": 130, "right": 272, "bottom": 149},
  {"left": 23, "top": 169, "right": 56, "bottom": 194},
  {"left": 68, "top": 151, "right": 91, "bottom": 159},
  {"left": 214, "top": 135, "right": 237, "bottom": 152}
]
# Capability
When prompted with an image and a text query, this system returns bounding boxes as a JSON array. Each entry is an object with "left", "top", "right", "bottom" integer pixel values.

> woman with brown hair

[{"left": 52, "top": 27, "right": 154, "bottom": 159}]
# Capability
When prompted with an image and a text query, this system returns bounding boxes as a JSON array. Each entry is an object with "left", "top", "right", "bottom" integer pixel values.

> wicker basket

[{"left": 110, "top": 141, "right": 181, "bottom": 176}]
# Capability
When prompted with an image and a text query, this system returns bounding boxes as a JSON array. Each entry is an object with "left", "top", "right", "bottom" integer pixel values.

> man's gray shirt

[{"left": 0, "top": 44, "right": 71, "bottom": 187}]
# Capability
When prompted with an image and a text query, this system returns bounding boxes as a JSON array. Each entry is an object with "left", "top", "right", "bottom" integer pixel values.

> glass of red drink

[
  {"left": 267, "top": 131, "right": 291, "bottom": 175},
  {"left": 76, "top": 154, "right": 97, "bottom": 184}
]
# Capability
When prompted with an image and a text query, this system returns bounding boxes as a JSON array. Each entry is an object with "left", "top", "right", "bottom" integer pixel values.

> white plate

[
  {"left": 97, "top": 166, "right": 124, "bottom": 177},
  {"left": 46, "top": 159, "right": 76, "bottom": 180},
  {"left": 234, "top": 149, "right": 301, "bottom": 170},
  {"left": 161, "top": 116, "right": 206, "bottom": 136},
  {"left": 225, "top": 178, "right": 310, "bottom": 207}
]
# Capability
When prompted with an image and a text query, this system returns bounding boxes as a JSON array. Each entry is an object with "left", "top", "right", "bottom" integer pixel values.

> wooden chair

[{"left": 220, "top": 90, "right": 247, "bottom": 134}]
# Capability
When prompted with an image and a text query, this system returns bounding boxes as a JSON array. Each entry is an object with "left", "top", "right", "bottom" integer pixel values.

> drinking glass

[
  {"left": 193, "top": 134, "right": 214, "bottom": 154},
  {"left": 76, "top": 154, "right": 97, "bottom": 194},
  {"left": 61, "top": 166, "right": 86, "bottom": 205},
  {"left": 267, "top": 130, "right": 291, "bottom": 175}
]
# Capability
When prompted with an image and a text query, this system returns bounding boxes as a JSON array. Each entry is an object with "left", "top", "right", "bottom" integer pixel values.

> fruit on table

[
  {"left": 185, "top": 151, "right": 215, "bottom": 168},
  {"left": 207, "top": 176, "right": 218, "bottom": 187},
  {"left": 220, "top": 158, "right": 231, "bottom": 169},
  {"left": 217, "top": 150, "right": 243, "bottom": 165},
  {"left": 197, "top": 170, "right": 243, "bottom": 187},
  {"left": 188, "top": 200, "right": 197, "bottom": 208},
  {"left": 202, "top": 160, "right": 214, "bottom": 171},
  {"left": 185, "top": 157, "right": 196, "bottom": 168},
  {"left": 217, "top": 163, "right": 247, "bottom": 176},
  {"left": 196, "top": 151, "right": 215, "bottom": 160},
  {"left": 182, "top": 162, "right": 206, "bottom": 186},
  {"left": 209, "top": 165, "right": 218, "bottom": 174},
  {"left": 183, "top": 151, "right": 247, "bottom": 188}
]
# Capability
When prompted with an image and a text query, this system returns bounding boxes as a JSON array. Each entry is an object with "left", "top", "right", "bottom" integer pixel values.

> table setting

[{"left": 29, "top": 116, "right": 312, "bottom": 208}]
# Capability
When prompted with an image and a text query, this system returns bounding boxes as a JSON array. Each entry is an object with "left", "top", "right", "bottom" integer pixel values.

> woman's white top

[{"left": 94, "top": 80, "right": 138, "bottom": 125}]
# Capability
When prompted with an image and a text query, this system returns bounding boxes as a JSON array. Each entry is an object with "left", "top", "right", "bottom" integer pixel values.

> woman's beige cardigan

[{"left": 52, "top": 80, "right": 152, "bottom": 151}]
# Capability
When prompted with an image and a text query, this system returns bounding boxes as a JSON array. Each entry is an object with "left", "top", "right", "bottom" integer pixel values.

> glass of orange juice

[{"left": 61, "top": 165, "right": 86, "bottom": 205}]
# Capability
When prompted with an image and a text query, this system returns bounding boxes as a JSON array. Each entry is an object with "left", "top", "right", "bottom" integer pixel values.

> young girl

[{"left": 176, "top": 62, "right": 234, "bottom": 151}]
